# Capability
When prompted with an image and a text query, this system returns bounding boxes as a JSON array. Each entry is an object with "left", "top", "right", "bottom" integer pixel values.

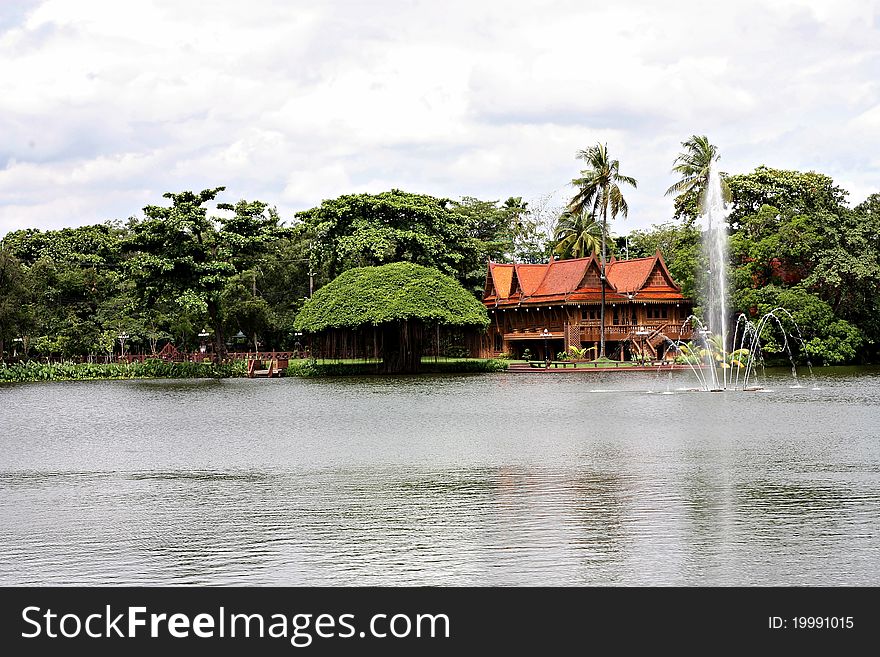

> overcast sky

[{"left": 1, "top": 0, "right": 878, "bottom": 238}]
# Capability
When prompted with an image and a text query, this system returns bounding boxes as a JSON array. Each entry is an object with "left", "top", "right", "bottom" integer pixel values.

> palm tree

[
  {"left": 569, "top": 143, "right": 637, "bottom": 358},
  {"left": 665, "top": 135, "right": 731, "bottom": 214},
  {"left": 552, "top": 209, "right": 602, "bottom": 260}
]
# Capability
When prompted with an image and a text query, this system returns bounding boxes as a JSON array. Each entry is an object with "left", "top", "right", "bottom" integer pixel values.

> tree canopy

[
  {"left": 294, "top": 262, "right": 489, "bottom": 333},
  {"left": 126, "top": 188, "right": 285, "bottom": 356},
  {"left": 2, "top": 157, "right": 879, "bottom": 367},
  {"left": 295, "top": 262, "right": 488, "bottom": 373},
  {"left": 295, "top": 190, "right": 511, "bottom": 295},
  {"left": 624, "top": 165, "right": 879, "bottom": 364}
]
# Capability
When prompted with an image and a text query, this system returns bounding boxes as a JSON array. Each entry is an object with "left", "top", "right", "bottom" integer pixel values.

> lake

[{"left": 1, "top": 367, "right": 879, "bottom": 585}]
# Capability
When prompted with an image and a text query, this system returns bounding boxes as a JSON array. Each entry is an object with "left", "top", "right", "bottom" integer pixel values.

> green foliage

[
  {"left": 0, "top": 249, "right": 33, "bottom": 351},
  {"left": 624, "top": 222, "right": 701, "bottom": 298},
  {"left": 552, "top": 209, "right": 602, "bottom": 259},
  {"left": 294, "top": 262, "right": 489, "bottom": 332},
  {"left": 665, "top": 135, "right": 730, "bottom": 220},
  {"left": 727, "top": 168, "right": 880, "bottom": 362},
  {"left": 1, "top": 223, "right": 132, "bottom": 360},
  {"left": 569, "top": 143, "right": 638, "bottom": 222},
  {"left": 295, "top": 190, "right": 516, "bottom": 297},
  {"left": 2, "top": 223, "right": 125, "bottom": 267},
  {"left": 431, "top": 358, "right": 509, "bottom": 373},
  {"left": 126, "top": 189, "right": 285, "bottom": 355},
  {"left": 0, "top": 359, "right": 246, "bottom": 383},
  {"left": 734, "top": 285, "right": 862, "bottom": 365},
  {"left": 726, "top": 166, "right": 848, "bottom": 229},
  {"left": 3, "top": 165, "right": 879, "bottom": 368}
]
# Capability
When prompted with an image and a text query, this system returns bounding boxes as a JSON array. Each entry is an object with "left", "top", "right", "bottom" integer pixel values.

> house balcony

[
  {"left": 502, "top": 322, "right": 693, "bottom": 343},
  {"left": 502, "top": 326, "right": 565, "bottom": 341},
  {"left": 576, "top": 322, "right": 693, "bottom": 343}
]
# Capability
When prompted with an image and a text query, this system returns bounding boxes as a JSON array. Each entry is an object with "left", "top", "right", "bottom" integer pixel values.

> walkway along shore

[{"left": 506, "top": 362, "right": 703, "bottom": 373}]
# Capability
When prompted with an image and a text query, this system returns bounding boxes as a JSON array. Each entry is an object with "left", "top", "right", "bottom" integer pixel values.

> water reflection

[{"left": 1, "top": 369, "right": 879, "bottom": 585}]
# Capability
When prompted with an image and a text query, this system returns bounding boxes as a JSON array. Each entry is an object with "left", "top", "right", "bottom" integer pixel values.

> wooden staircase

[{"left": 629, "top": 323, "right": 671, "bottom": 360}]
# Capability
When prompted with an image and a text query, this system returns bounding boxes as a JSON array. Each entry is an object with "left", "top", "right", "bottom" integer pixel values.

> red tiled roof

[
  {"left": 605, "top": 257, "right": 655, "bottom": 294},
  {"left": 484, "top": 251, "right": 685, "bottom": 306},
  {"left": 532, "top": 258, "right": 588, "bottom": 296},
  {"left": 489, "top": 263, "right": 514, "bottom": 299},
  {"left": 514, "top": 264, "right": 547, "bottom": 297}
]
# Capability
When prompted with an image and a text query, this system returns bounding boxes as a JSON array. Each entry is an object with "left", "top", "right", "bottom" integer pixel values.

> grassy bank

[
  {"left": 0, "top": 360, "right": 247, "bottom": 383},
  {"left": 286, "top": 357, "right": 510, "bottom": 377}
]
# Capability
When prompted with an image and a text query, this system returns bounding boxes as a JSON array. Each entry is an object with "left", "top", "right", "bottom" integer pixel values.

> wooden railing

[
  {"left": 502, "top": 326, "right": 565, "bottom": 340},
  {"left": 577, "top": 323, "right": 692, "bottom": 341},
  {"left": 120, "top": 350, "right": 302, "bottom": 364},
  {"left": 503, "top": 323, "right": 693, "bottom": 342}
]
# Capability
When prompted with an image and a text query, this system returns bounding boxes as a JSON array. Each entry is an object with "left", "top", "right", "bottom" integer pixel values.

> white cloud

[{"left": 1, "top": 0, "right": 879, "bottom": 238}]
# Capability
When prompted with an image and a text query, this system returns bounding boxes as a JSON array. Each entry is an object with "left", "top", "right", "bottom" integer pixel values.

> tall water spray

[
  {"left": 700, "top": 165, "right": 732, "bottom": 389},
  {"left": 661, "top": 163, "right": 810, "bottom": 391}
]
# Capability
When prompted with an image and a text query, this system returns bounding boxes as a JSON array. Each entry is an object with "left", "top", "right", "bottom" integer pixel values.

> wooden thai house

[{"left": 482, "top": 252, "right": 694, "bottom": 361}]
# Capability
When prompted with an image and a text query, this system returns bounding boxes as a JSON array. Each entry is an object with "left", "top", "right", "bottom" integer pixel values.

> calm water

[{"left": 1, "top": 368, "right": 879, "bottom": 586}]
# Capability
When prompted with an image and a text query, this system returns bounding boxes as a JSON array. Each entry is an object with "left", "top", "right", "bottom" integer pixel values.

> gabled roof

[
  {"left": 532, "top": 258, "right": 589, "bottom": 297},
  {"left": 514, "top": 264, "right": 547, "bottom": 297},
  {"left": 484, "top": 250, "right": 685, "bottom": 306},
  {"left": 486, "top": 262, "right": 514, "bottom": 299},
  {"left": 606, "top": 257, "right": 655, "bottom": 294}
]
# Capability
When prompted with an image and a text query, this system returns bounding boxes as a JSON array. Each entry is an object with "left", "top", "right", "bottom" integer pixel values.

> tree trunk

[
  {"left": 207, "top": 299, "right": 226, "bottom": 361},
  {"left": 381, "top": 320, "right": 424, "bottom": 373}
]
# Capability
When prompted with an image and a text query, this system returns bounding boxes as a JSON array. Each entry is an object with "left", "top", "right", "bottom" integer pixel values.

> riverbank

[
  {"left": 285, "top": 358, "right": 509, "bottom": 377},
  {"left": 0, "top": 357, "right": 510, "bottom": 382},
  {"left": 0, "top": 360, "right": 247, "bottom": 383}
]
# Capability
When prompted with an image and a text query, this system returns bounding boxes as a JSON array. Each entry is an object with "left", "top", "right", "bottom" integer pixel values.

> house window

[{"left": 647, "top": 306, "right": 669, "bottom": 320}]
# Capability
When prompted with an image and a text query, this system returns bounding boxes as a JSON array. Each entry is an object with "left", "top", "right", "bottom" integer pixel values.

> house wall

[{"left": 483, "top": 301, "right": 693, "bottom": 359}]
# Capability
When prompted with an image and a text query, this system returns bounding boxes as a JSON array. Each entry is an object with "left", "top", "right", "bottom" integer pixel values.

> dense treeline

[
  {"left": 0, "top": 166, "right": 878, "bottom": 364},
  {"left": 0, "top": 189, "right": 546, "bottom": 362},
  {"left": 627, "top": 168, "right": 880, "bottom": 364}
]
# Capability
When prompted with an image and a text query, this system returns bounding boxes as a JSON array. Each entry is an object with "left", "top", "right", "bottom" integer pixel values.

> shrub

[{"left": 0, "top": 360, "right": 246, "bottom": 383}]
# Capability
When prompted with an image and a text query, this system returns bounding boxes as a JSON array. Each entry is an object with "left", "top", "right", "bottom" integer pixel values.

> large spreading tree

[{"left": 294, "top": 262, "right": 489, "bottom": 373}]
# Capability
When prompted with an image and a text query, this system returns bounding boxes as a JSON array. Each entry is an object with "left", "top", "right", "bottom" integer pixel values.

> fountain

[
  {"left": 700, "top": 165, "right": 732, "bottom": 390},
  {"left": 657, "top": 163, "right": 812, "bottom": 392}
]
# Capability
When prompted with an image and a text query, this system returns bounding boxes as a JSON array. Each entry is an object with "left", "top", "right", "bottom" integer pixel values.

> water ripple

[{"left": 1, "top": 372, "right": 879, "bottom": 585}]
